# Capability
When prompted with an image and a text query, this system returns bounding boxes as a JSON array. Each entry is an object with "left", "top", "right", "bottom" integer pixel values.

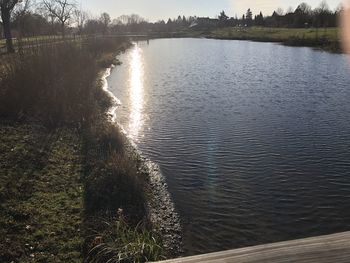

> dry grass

[
  {"left": 0, "top": 37, "right": 127, "bottom": 128},
  {"left": 208, "top": 27, "right": 341, "bottom": 52},
  {"left": 0, "top": 37, "right": 163, "bottom": 262},
  {"left": 82, "top": 112, "right": 164, "bottom": 262},
  {"left": 87, "top": 213, "right": 163, "bottom": 263},
  {"left": 212, "top": 27, "right": 340, "bottom": 41}
]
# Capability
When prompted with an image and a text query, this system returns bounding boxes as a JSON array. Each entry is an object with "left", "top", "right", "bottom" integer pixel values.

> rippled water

[{"left": 108, "top": 38, "right": 350, "bottom": 255}]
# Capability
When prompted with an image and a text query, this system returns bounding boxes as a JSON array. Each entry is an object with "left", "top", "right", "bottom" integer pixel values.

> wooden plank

[{"left": 155, "top": 231, "right": 350, "bottom": 263}]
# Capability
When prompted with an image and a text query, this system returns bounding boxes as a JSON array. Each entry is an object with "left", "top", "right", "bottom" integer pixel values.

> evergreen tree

[
  {"left": 246, "top": 8, "right": 253, "bottom": 26},
  {"left": 219, "top": 10, "right": 228, "bottom": 21}
]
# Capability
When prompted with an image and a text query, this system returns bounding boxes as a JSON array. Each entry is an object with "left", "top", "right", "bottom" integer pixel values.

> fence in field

[{"left": 0, "top": 34, "right": 150, "bottom": 54}]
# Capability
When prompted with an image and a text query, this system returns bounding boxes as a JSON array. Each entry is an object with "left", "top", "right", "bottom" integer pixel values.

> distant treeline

[
  {"left": 67, "top": 1, "right": 343, "bottom": 34},
  {"left": 0, "top": 0, "right": 342, "bottom": 52},
  {"left": 116, "top": 1, "right": 340, "bottom": 33},
  {"left": 99, "top": 1, "right": 341, "bottom": 34},
  {"left": 248, "top": 1, "right": 340, "bottom": 28}
]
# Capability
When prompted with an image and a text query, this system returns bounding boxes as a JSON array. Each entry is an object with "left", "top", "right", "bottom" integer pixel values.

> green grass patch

[
  {"left": 205, "top": 27, "right": 341, "bottom": 52},
  {"left": 0, "top": 122, "right": 84, "bottom": 262}
]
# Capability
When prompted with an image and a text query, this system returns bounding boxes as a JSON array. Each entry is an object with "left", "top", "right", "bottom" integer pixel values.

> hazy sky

[{"left": 82, "top": 0, "right": 342, "bottom": 22}]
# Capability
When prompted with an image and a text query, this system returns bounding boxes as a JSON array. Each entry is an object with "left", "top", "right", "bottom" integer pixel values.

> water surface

[{"left": 108, "top": 38, "right": 350, "bottom": 255}]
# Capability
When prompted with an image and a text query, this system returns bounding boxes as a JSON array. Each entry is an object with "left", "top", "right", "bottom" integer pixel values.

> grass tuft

[{"left": 87, "top": 211, "right": 163, "bottom": 263}]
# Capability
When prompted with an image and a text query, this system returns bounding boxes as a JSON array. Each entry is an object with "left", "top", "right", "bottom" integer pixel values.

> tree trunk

[
  {"left": 61, "top": 21, "right": 65, "bottom": 38},
  {"left": 1, "top": 8, "right": 15, "bottom": 53}
]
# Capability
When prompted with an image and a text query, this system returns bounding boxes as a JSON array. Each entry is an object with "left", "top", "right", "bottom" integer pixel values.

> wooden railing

[
  {"left": 155, "top": 231, "right": 350, "bottom": 263},
  {"left": 0, "top": 34, "right": 144, "bottom": 54}
]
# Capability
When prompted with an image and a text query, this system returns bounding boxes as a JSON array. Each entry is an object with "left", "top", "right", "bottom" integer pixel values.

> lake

[{"left": 108, "top": 38, "right": 350, "bottom": 255}]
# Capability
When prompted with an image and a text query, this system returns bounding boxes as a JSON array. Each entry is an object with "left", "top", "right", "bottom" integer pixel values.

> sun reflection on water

[{"left": 128, "top": 44, "right": 144, "bottom": 141}]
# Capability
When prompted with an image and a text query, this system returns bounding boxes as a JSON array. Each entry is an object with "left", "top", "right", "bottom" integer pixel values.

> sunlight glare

[{"left": 128, "top": 44, "right": 144, "bottom": 141}]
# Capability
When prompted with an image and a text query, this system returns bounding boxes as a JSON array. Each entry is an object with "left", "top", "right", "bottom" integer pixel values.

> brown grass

[
  {"left": 0, "top": 37, "right": 128, "bottom": 128},
  {"left": 0, "top": 37, "right": 163, "bottom": 262}
]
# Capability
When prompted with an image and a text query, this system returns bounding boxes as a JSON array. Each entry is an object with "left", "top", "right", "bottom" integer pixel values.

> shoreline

[
  {"left": 0, "top": 38, "right": 177, "bottom": 262},
  {"left": 120, "top": 127, "right": 183, "bottom": 257},
  {"left": 204, "top": 35, "right": 341, "bottom": 53},
  {"left": 147, "top": 27, "right": 342, "bottom": 53},
  {"left": 102, "top": 62, "right": 183, "bottom": 257},
  {"left": 203, "top": 27, "right": 341, "bottom": 53}
]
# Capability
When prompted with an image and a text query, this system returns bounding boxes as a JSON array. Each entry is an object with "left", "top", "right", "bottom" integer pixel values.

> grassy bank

[
  {"left": 0, "top": 122, "right": 84, "bottom": 262},
  {"left": 202, "top": 27, "right": 341, "bottom": 52},
  {"left": 0, "top": 38, "right": 164, "bottom": 262}
]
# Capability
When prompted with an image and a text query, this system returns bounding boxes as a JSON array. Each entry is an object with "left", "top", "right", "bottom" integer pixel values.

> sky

[{"left": 82, "top": 0, "right": 342, "bottom": 22}]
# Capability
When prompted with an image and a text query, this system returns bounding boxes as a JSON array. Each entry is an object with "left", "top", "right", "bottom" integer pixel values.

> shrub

[{"left": 0, "top": 37, "right": 126, "bottom": 128}]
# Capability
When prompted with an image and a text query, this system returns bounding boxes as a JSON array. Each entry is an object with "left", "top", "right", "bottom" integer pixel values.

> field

[
  {"left": 205, "top": 27, "right": 341, "bottom": 52},
  {"left": 211, "top": 27, "right": 339, "bottom": 41}
]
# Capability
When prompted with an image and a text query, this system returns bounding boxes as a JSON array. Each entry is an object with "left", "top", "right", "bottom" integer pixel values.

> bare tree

[
  {"left": 117, "top": 14, "right": 129, "bottom": 25},
  {"left": 286, "top": 6, "right": 294, "bottom": 14},
  {"left": 13, "top": 0, "right": 32, "bottom": 37},
  {"left": 73, "top": 7, "right": 88, "bottom": 34},
  {"left": 42, "top": 0, "right": 76, "bottom": 37},
  {"left": 0, "top": 0, "right": 20, "bottom": 52},
  {"left": 335, "top": 3, "right": 343, "bottom": 14},
  {"left": 295, "top": 2, "right": 312, "bottom": 15},
  {"left": 275, "top": 7, "right": 284, "bottom": 16},
  {"left": 14, "top": 0, "right": 30, "bottom": 13},
  {"left": 128, "top": 14, "right": 145, "bottom": 25},
  {"left": 112, "top": 18, "right": 122, "bottom": 26},
  {"left": 318, "top": 0, "right": 330, "bottom": 12},
  {"left": 314, "top": 0, "right": 331, "bottom": 27},
  {"left": 115, "top": 14, "right": 145, "bottom": 26},
  {"left": 99, "top": 12, "right": 110, "bottom": 34}
]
